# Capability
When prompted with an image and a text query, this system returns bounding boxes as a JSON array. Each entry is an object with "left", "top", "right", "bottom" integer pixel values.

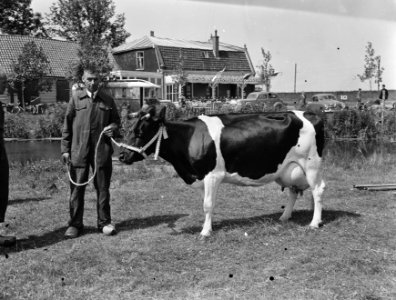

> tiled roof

[
  {"left": 112, "top": 35, "right": 244, "bottom": 54},
  {"left": 158, "top": 46, "right": 251, "bottom": 72},
  {"left": 0, "top": 34, "right": 79, "bottom": 77}
]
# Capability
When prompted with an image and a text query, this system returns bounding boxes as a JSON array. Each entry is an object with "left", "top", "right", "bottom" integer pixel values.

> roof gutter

[{"left": 243, "top": 44, "right": 256, "bottom": 76}]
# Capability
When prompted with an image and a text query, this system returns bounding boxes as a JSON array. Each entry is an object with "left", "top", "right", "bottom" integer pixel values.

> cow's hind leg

[
  {"left": 306, "top": 168, "right": 325, "bottom": 228},
  {"left": 200, "top": 174, "right": 222, "bottom": 238},
  {"left": 279, "top": 188, "right": 298, "bottom": 222}
]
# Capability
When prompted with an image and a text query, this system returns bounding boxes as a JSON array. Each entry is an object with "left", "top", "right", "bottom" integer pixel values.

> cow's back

[{"left": 217, "top": 112, "right": 305, "bottom": 179}]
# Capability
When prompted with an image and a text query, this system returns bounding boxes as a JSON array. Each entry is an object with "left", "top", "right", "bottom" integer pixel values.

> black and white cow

[{"left": 119, "top": 104, "right": 325, "bottom": 237}]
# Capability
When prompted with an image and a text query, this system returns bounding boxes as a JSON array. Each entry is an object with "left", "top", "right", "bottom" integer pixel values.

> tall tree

[
  {"left": 256, "top": 47, "right": 278, "bottom": 92},
  {"left": 174, "top": 49, "right": 187, "bottom": 100},
  {"left": 46, "top": 0, "right": 130, "bottom": 48},
  {"left": 0, "top": 0, "right": 46, "bottom": 36},
  {"left": 8, "top": 41, "right": 52, "bottom": 108},
  {"left": 357, "top": 42, "right": 384, "bottom": 91}
]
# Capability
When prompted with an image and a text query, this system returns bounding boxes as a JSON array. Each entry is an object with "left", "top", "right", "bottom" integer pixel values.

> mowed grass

[{"left": 0, "top": 150, "right": 395, "bottom": 300}]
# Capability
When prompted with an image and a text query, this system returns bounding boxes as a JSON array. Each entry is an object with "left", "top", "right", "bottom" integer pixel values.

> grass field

[{"left": 0, "top": 150, "right": 395, "bottom": 299}]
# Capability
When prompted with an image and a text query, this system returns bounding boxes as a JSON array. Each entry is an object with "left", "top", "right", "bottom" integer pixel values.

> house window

[
  {"left": 166, "top": 84, "right": 178, "bottom": 102},
  {"left": 136, "top": 52, "right": 144, "bottom": 70}
]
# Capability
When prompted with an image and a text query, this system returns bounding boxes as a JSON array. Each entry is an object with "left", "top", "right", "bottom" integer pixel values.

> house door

[{"left": 56, "top": 79, "right": 70, "bottom": 102}]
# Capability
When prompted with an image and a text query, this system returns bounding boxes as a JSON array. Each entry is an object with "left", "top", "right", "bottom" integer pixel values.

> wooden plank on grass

[{"left": 353, "top": 183, "right": 396, "bottom": 190}]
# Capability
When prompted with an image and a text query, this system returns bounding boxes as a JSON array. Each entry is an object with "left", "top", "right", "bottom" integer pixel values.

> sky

[{"left": 31, "top": 0, "right": 396, "bottom": 92}]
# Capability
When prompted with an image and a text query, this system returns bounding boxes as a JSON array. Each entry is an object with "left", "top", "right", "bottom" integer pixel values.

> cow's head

[{"left": 119, "top": 104, "right": 166, "bottom": 165}]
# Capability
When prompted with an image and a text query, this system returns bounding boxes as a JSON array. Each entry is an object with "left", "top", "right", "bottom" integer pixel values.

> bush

[
  {"left": 3, "top": 113, "right": 31, "bottom": 139},
  {"left": 4, "top": 102, "right": 67, "bottom": 139}
]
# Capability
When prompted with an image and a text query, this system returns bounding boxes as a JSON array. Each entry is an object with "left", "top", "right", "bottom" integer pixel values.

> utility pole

[
  {"left": 377, "top": 57, "right": 381, "bottom": 91},
  {"left": 294, "top": 63, "right": 297, "bottom": 93}
]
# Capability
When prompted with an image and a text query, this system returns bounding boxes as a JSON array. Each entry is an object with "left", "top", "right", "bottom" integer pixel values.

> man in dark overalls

[
  {"left": 0, "top": 103, "right": 16, "bottom": 246},
  {"left": 61, "top": 67, "right": 120, "bottom": 238}
]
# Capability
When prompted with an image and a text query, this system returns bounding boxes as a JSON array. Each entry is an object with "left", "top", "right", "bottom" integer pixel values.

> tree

[
  {"left": 8, "top": 41, "right": 52, "bottom": 108},
  {"left": 46, "top": 0, "right": 130, "bottom": 48},
  {"left": 256, "top": 47, "right": 278, "bottom": 92},
  {"left": 357, "top": 42, "right": 384, "bottom": 91},
  {"left": 0, "top": 0, "right": 46, "bottom": 36},
  {"left": 173, "top": 49, "right": 187, "bottom": 100}
]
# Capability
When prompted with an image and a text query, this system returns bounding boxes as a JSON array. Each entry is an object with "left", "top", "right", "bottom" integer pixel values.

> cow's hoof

[
  {"left": 199, "top": 233, "right": 211, "bottom": 241},
  {"left": 308, "top": 222, "right": 322, "bottom": 229},
  {"left": 279, "top": 216, "right": 290, "bottom": 222}
]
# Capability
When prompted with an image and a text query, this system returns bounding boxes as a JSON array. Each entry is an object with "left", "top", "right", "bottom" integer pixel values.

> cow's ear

[{"left": 158, "top": 105, "right": 167, "bottom": 121}]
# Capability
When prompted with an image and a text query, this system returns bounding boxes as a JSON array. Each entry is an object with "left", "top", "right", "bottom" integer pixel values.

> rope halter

[{"left": 111, "top": 124, "right": 168, "bottom": 160}]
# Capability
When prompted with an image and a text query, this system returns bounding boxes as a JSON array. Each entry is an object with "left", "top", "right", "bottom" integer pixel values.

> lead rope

[
  {"left": 67, "top": 125, "right": 167, "bottom": 186},
  {"left": 67, "top": 129, "right": 105, "bottom": 187}
]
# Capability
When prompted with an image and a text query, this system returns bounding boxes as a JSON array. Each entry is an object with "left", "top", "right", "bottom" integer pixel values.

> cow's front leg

[
  {"left": 279, "top": 188, "right": 298, "bottom": 222},
  {"left": 200, "top": 174, "right": 222, "bottom": 238},
  {"left": 309, "top": 179, "right": 325, "bottom": 228}
]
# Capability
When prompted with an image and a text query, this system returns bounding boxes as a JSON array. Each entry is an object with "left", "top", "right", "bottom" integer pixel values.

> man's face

[{"left": 82, "top": 70, "right": 100, "bottom": 93}]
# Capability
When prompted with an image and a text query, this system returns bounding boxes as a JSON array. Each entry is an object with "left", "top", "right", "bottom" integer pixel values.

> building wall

[
  {"left": 40, "top": 87, "right": 57, "bottom": 104},
  {"left": 113, "top": 49, "right": 159, "bottom": 72}
]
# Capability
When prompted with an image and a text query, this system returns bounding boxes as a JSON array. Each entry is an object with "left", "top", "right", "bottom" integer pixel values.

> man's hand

[
  {"left": 61, "top": 153, "right": 70, "bottom": 165},
  {"left": 103, "top": 124, "right": 116, "bottom": 137}
]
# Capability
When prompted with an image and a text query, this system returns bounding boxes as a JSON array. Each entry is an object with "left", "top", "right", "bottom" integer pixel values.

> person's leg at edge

[{"left": 66, "top": 165, "right": 89, "bottom": 237}]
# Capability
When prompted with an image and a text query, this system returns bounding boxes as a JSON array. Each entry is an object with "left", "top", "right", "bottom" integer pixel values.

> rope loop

[{"left": 67, "top": 125, "right": 167, "bottom": 186}]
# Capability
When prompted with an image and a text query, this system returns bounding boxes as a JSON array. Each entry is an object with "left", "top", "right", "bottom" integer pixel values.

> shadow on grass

[
  {"left": 0, "top": 214, "right": 188, "bottom": 255},
  {"left": 116, "top": 214, "right": 189, "bottom": 231},
  {"left": 180, "top": 209, "right": 361, "bottom": 234},
  {"left": 9, "top": 197, "right": 51, "bottom": 205}
]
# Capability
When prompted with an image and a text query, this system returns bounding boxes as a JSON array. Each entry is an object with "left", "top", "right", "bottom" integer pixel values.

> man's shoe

[
  {"left": 0, "top": 235, "right": 16, "bottom": 247},
  {"left": 102, "top": 224, "right": 117, "bottom": 236},
  {"left": 64, "top": 226, "right": 80, "bottom": 239}
]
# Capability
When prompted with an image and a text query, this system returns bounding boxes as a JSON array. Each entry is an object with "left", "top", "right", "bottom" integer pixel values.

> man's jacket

[
  {"left": 61, "top": 87, "right": 121, "bottom": 167},
  {"left": 379, "top": 88, "right": 389, "bottom": 100}
]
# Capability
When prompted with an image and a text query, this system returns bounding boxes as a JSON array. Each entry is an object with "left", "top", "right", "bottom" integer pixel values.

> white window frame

[{"left": 136, "top": 51, "right": 144, "bottom": 70}]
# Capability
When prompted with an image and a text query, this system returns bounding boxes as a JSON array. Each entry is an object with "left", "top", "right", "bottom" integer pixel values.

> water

[
  {"left": 5, "top": 140, "right": 122, "bottom": 163},
  {"left": 4, "top": 140, "right": 396, "bottom": 164},
  {"left": 5, "top": 140, "right": 62, "bottom": 162}
]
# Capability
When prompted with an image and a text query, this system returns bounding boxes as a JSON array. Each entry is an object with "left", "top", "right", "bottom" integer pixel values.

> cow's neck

[{"left": 159, "top": 120, "right": 199, "bottom": 184}]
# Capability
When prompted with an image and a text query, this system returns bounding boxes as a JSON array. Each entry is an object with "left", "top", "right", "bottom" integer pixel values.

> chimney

[
  {"left": 212, "top": 30, "right": 219, "bottom": 58},
  {"left": 150, "top": 31, "right": 154, "bottom": 37}
]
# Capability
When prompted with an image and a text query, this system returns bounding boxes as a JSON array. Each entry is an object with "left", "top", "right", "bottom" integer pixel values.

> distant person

[
  {"left": 379, "top": 84, "right": 389, "bottom": 103},
  {"left": 61, "top": 66, "right": 121, "bottom": 239},
  {"left": 297, "top": 91, "right": 307, "bottom": 110},
  {"left": 0, "top": 101, "right": 16, "bottom": 246},
  {"left": 356, "top": 88, "right": 363, "bottom": 110}
]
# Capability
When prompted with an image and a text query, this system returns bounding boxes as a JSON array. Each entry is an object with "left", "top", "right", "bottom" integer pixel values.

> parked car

[
  {"left": 231, "top": 92, "right": 287, "bottom": 111},
  {"left": 306, "top": 93, "right": 345, "bottom": 112}
]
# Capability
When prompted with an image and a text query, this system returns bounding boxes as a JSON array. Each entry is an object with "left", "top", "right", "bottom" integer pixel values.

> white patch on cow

[
  {"left": 197, "top": 115, "right": 225, "bottom": 171},
  {"left": 196, "top": 115, "right": 227, "bottom": 236}
]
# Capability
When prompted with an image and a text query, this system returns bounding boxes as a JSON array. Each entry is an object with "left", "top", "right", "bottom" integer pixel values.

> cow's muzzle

[{"left": 119, "top": 148, "right": 145, "bottom": 165}]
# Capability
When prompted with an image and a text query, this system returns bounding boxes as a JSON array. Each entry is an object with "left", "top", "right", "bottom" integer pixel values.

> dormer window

[
  {"left": 202, "top": 51, "right": 210, "bottom": 58},
  {"left": 136, "top": 51, "right": 144, "bottom": 70}
]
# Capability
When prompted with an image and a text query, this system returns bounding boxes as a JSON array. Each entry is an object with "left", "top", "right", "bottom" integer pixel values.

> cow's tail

[{"left": 302, "top": 111, "right": 325, "bottom": 157}]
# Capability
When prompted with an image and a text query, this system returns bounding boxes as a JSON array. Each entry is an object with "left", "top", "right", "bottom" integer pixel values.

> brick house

[
  {"left": 0, "top": 34, "right": 79, "bottom": 104},
  {"left": 111, "top": 30, "right": 259, "bottom": 102}
]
